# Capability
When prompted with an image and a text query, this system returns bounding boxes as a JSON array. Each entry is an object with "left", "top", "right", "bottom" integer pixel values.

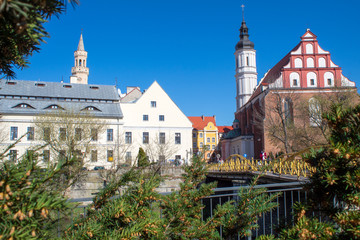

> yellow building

[{"left": 188, "top": 116, "right": 219, "bottom": 161}]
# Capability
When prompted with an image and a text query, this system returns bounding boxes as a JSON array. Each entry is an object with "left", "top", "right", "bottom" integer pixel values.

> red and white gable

[{"left": 266, "top": 29, "right": 355, "bottom": 89}]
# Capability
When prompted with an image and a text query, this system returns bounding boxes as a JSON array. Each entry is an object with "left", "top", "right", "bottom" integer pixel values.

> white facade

[{"left": 120, "top": 81, "right": 193, "bottom": 165}]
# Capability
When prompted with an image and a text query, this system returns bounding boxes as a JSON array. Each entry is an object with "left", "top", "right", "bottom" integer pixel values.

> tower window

[
  {"left": 327, "top": 78, "right": 332, "bottom": 86},
  {"left": 83, "top": 60, "right": 86, "bottom": 67},
  {"left": 246, "top": 56, "right": 249, "bottom": 66},
  {"left": 79, "top": 59, "right": 82, "bottom": 66}
]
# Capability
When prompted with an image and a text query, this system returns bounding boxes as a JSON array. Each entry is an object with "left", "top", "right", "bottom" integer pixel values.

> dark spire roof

[{"left": 235, "top": 20, "right": 254, "bottom": 50}]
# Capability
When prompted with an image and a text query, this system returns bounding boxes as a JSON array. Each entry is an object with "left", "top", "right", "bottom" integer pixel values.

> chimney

[
  {"left": 213, "top": 115, "right": 216, "bottom": 123},
  {"left": 201, "top": 115, "right": 204, "bottom": 121}
]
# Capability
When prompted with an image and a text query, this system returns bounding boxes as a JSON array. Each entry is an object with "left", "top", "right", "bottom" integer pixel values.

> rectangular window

[
  {"left": 125, "top": 151, "right": 132, "bottom": 163},
  {"left": 212, "top": 137, "right": 215, "bottom": 142},
  {"left": 151, "top": 101, "right": 157, "bottom": 108},
  {"left": 43, "top": 128, "right": 50, "bottom": 141},
  {"left": 91, "top": 150, "right": 97, "bottom": 162},
  {"left": 200, "top": 142, "right": 203, "bottom": 148},
  {"left": 246, "top": 56, "right": 249, "bottom": 66},
  {"left": 159, "top": 155, "right": 165, "bottom": 163},
  {"left": 293, "top": 79, "right": 298, "bottom": 86},
  {"left": 59, "top": 128, "right": 66, "bottom": 141},
  {"left": 43, "top": 150, "right": 50, "bottom": 163},
  {"left": 175, "top": 133, "right": 181, "bottom": 144},
  {"left": 143, "top": 115, "right": 149, "bottom": 121},
  {"left": 310, "top": 79, "right": 315, "bottom": 86},
  {"left": 74, "top": 150, "right": 82, "bottom": 159},
  {"left": 27, "top": 127, "right": 34, "bottom": 141},
  {"left": 207, "top": 137, "right": 210, "bottom": 143},
  {"left": 107, "top": 129, "right": 113, "bottom": 141},
  {"left": 199, "top": 133, "right": 203, "bottom": 138},
  {"left": 107, "top": 150, "right": 113, "bottom": 162},
  {"left": 159, "top": 115, "right": 165, "bottom": 121},
  {"left": 10, "top": 126, "right": 18, "bottom": 140},
  {"left": 212, "top": 145, "right": 215, "bottom": 150},
  {"left": 193, "top": 142, "right": 196, "bottom": 148},
  {"left": 327, "top": 78, "right": 332, "bottom": 85},
  {"left": 75, "top": 128, "right": 82, "bottom": 141},
  {"left": 192, "top": 133, "right": 196, "bottom": 138},
  {"left": 143, "top": 132, "right": 149, "bottom": 144},
  {"left": 159, "top": 132, "right": 165, "bottom": 144},
  {"left": 91, "top": 129, "right": 98, "bottom": 141},
  {"left": 9, "top": 150, "right": 17, "bottom": 161},
  {"left": 125, "top": 132, "right": 132, "bottom": 144}
]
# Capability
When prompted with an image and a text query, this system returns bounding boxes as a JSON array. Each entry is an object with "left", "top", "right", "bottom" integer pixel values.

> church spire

[
  {"left": 77, "top": 33, "right": 85, "bottom": 51},
  {"left": 70, "top": 33, "right": 89, "bottom": 84},
  {"left": 234, "top": 5, "right": 257, "bottom": 110},
  {"left": 235, "top": 5, "right": 254, "bottom": 50}
]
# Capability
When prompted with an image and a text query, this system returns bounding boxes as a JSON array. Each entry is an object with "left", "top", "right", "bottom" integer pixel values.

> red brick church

[{"left": 221, "top": 19, "right": 357, "bottom": 160}]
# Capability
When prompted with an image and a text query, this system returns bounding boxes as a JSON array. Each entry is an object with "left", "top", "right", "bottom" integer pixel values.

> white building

[
  {"left": 120, "top": 81, "right": 193, "bottom": 164},
  {"left": 0, "top": 34, "right": 193, "bottom": 168}
]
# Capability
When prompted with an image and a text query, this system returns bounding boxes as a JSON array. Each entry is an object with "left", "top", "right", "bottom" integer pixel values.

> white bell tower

[
  {"left": 235, "top": 5, "right": 257, "bottom": 111},
  {"left": 71, "top": 34, "right": 89, "bottom": 84}
]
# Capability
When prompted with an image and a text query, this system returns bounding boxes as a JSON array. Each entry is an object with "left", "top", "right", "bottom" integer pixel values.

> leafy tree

[
  {"left": 0, "top": 150, "right": 73, "bottom": 239},
  {"left": 137, "top": 147, "right": 149, "bottom": 167},
  {"left": 0, "top": 0, "right": 78, "bottom": 79}
]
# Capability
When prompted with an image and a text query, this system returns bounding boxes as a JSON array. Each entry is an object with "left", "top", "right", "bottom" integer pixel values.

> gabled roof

[{"left": 188, "top": 116, "right": 216, "bottom": 130}]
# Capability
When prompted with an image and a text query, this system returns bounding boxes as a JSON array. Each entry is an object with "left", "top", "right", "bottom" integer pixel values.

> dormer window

[
  {"left": 82, "top": 106, "right": 100, "bottom": 111},
  {"left": 13, "top": 103, "right": 34, "bottom": 109},
  {"left": 45, "top": 104, "right": 64, "bottom": 110}
]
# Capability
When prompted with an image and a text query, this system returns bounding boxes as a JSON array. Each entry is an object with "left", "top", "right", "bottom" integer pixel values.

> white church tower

[
  {"left": 70, "top": 34, "right": 89, "bottom": 84},
  {"left": 235, "top": 6, "right": 257, "bottom": 110}
]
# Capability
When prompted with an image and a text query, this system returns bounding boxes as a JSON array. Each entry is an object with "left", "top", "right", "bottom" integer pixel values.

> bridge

[{"left": 206, "top": 154, "right": 315, "bottom": 186}]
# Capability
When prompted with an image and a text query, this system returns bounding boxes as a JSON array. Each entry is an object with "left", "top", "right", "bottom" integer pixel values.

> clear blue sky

[{"left": 14, "top": 0, "right": 360, "bottom": 126}]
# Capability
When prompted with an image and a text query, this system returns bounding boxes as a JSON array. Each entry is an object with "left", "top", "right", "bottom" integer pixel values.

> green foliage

[
  {"left": 137, "top": 147, "right": 149, "bottom": 167},
  {"left": 223, "top": 176, "right": 280, "bottom": 239},
  {"left": 0, "top": 0, "right": 78, "bottom": 79},
  {"left": 64, "top": 156, "right": 279, "bottom": 239},
  {"left": 0, "top": 151, "right": 73, "bottom": 239},
  {"left": 278, "top": 204, "right": 335, "bottom": 240},
  {"left": 280, "top": 104, "right": 360, "bottom": 239}
]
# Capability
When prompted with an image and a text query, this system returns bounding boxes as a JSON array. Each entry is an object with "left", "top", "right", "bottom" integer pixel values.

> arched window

[
  {"left": 309, "top": 98, "right": 322, "bottom": 127},
  {"left": 307, "top": 72, "right": 317, "bottom": 87},
  {"left": 290, "top": 72, "right": 300, "bottom": 87},
  {"left": 79, "top": 59, "right": 82, "bottom": 66},
  {"left": 324, "top": 72, "right": 334, "bottom": 87},
  {"left": 284, "top": 98, "right": 293, "bottom": 125},
  {"left": 306, "top": 43, "right": 313, "bottom": 54},
  {"left": 307, "top": 58, "right": 314, "bottom": 68},
  {"left": 83, "top": 60, "right": 86, "bottom": 67},
  {"left": 76, "top": 60, "right": 78, "bottom": 67},
  {"left": 318, "top": 57, "right": 326, "bottom": 68},
  {"left": 294, "top": 58, "right": 303, "bottom": 68}
]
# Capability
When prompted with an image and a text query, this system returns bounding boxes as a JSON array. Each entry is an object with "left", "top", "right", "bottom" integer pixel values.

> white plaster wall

[{"left": 120, "top": 81, "right": 193, "bottom": 165}]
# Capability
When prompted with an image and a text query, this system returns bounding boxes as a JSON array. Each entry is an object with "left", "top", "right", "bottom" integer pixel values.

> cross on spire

[{"left": 241, "top": 4, "right": 245, "bottom": 21}]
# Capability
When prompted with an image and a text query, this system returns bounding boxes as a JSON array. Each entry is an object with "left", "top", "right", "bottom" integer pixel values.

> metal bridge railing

[{"left": 207, "top": 154, "right": 316, "bottom": 178}]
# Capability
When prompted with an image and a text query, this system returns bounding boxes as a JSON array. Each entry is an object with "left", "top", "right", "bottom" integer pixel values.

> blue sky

[{"left": 14, "top": 0, "right": 360, "bottom": 125}]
